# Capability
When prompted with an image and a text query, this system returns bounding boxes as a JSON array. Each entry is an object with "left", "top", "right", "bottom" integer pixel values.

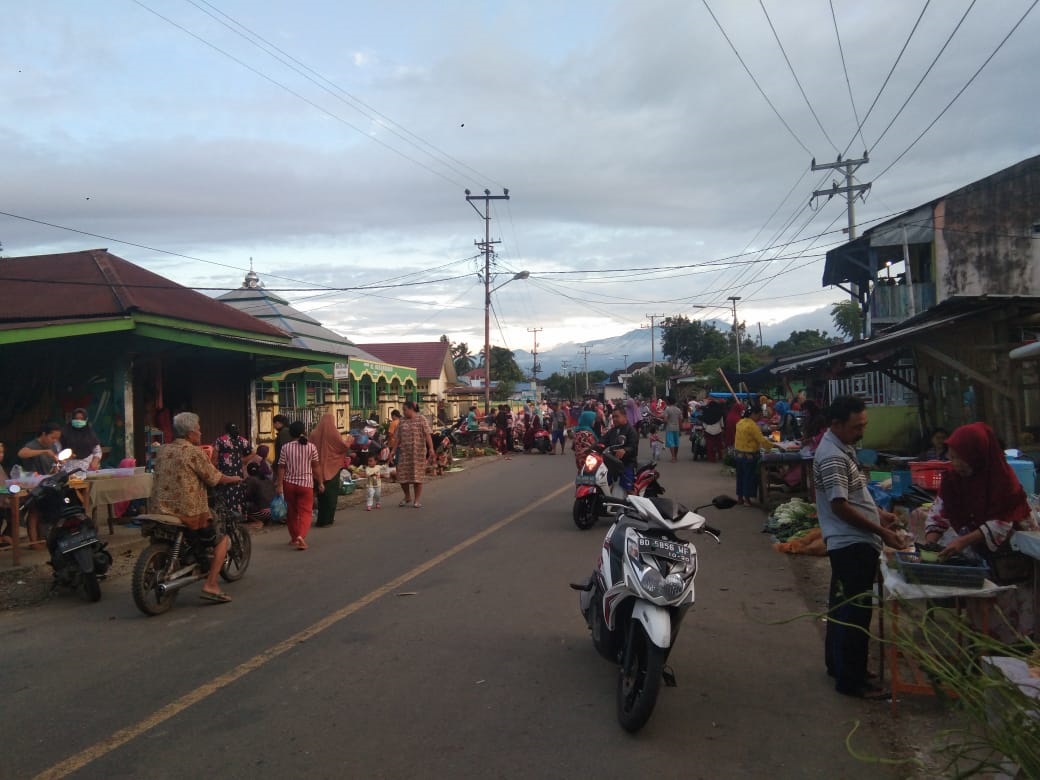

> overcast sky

[{"left": 2, "top": 1, "right": 1037, "bottom": 356}]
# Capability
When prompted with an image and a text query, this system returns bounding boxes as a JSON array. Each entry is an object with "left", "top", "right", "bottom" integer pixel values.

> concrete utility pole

[
  {"left": 527, "top": 327, "right": 542, "bottom": 401},
  {"left": 578, "top": 344, "right": 592, "bottom": 396},
  {"left": 642, "top": 314, "right": 666, "bottom": 400},
  {"left": 465, "top": 188, "right": 509, "bottom": 416},
  {"left": 727, "top": 296, "right": 742, "bottom": 375},
  {"left": 812, "top": 154, "right": 872, "bottom": 337}
]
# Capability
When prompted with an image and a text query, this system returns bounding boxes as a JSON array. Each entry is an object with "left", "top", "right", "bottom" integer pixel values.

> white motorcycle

[{"left": 571, "top": 493, "right": 736, "bottom": 732}]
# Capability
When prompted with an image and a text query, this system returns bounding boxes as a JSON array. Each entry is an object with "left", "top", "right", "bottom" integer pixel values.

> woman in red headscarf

[{"left": 924, "top": 422, "right": 1037, "bottom": 639}]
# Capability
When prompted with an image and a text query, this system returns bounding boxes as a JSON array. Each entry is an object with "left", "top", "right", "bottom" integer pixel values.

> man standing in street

[
  {"left": 662, "top": 396, "right": 682, "bottom": 463},
  {"left": 813, "top": 396, "right": 903, "bottom": 700},
  {"left": 550, "top": 402, "right": 568, "bottom": 455}
]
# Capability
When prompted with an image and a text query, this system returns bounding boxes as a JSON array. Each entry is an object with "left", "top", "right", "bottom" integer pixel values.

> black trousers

[{"left": 825, "top": 542, "right": 879, "bottom": 694}]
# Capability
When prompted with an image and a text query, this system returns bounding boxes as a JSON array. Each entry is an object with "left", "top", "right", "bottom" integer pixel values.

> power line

[
  {"left": 868, "top": 0, "right": 977, "bottom": 154},
  {"left": 185, "top": 0, "right": 501, "bottom": 189},
  {"left": 873, "top": 0, "right": 1039, "bottom": 183},
  {"left": 829, "top": 0, "right": 867, "bottom": 153},
  {"left": 700, "top": 0, "right": 814, "bottom": 157},
  {"left": 759, "top": 0, "right": 839, "bottom": 154},
  {"left": 131, "top": 0, "right": 470, "bottom": 189}
]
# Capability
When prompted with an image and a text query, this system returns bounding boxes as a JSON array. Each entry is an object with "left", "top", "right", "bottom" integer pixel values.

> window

[{"left": 305, "top": 380, "right": 335, "bottom": 406}]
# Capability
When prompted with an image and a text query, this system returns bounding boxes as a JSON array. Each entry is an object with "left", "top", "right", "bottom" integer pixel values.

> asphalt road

[{"left": 0, "top": 451, "right": 896, "bottom": 780}]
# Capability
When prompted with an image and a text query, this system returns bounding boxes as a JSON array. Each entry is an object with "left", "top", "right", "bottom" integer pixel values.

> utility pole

[
  {"left": 527, "top": 326, "right": 542, "bottom": 401},
  {"left": 561, "top": 360, "right": 573, "bottom": 400},
  {"left": 465, "top": 188, "right": 509, "bottom": 416},
  {"left": 812, "top": 153, "right": 871, "bottom": 336},
  {"left": 727, "top": 296, "right": 742, "bottom": 375},
  {"left": 642, "top": 314, "right": 666, "bottom": 400},
  {"left": 578, "top": 344, "right": 592, "bottom": 397}
]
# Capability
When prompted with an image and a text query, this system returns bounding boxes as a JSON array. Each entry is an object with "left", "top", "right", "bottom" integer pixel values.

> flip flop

[
  {"left": 398, "top": 500, "right": 413, "bottom": 507},
  {"left": 200, "top": 590, "right": 232, "bottom": 604},
  {"left": 413, "top": 503, "right": 423, "bottom": 509}
]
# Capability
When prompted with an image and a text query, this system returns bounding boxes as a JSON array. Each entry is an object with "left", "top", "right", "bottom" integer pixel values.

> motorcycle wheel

[
  {"left": 616, "top": 621, "right": 666, "bottom": 733},
  {"left": 81, "top": 572, "right": 102, "bottom": 603},
  {"left": 220, "top": 522, "right": 252, "bottom": 582},
  {"left": 132, "top": 544, "right": 178, "bottom": 616},
  {"left": 537, "top": 438, "right": 550, "bottom": 453},
  {"left": 572, "top": 495, "right": 598, "bottom": 530}
]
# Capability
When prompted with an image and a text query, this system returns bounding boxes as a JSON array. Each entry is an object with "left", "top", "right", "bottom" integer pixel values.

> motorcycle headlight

[
  {"left": 584, "top": 454, "right": 600, "bottom": 470},
  {"left": 662, "top": 573, "right": 686, "bottom": 600},
  {"left": 640, "top": 568, "right": 664, "bottom": 597}
]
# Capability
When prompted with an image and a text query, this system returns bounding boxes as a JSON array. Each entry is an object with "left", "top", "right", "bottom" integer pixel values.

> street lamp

[{"left": 483, "top": 270, "right": 529, "bottom": 415}]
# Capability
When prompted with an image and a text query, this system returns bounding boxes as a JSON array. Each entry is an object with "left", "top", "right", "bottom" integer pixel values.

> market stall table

[
  {"left": 879, "top": 561, "right": 1015, "bottom": 714},
  {"left": 455, "top": 428, "right": 495, "bottom": 453},
  {"left": 1010, "top": 530, "right": 1040, "bottom": 636},
  {"left": 85, "top": 472, "right": 153, "bottom": 534},
  {"left": 758, "top": 443, "right": 811, "bottom": 506}
]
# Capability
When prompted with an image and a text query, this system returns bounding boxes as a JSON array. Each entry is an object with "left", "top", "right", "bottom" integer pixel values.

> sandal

[
  {"left": 293, "top": 537, "right": 308, "bottom": 551},
  {"left": 413, "top": 503, "right": 423, "bottom": 509},
  {"left": 200, "top": 590, "right": 232, "bottom": 604},
  {"left": 398, "top": 500, "right": 413, "bottom": 507}
]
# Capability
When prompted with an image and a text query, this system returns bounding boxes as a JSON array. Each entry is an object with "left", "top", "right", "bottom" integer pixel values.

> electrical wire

[
  {"left": 700, "top": 0, "right": 814, "bottom": 157},
  {"left": 868, "top": 0, "right": 977, "bottom": 155},
  {"left": 131, "top": 0, "right": 470, "bottom": 189},
  {"left": 759, "top": 0, "right": 839, "bottom": 154},
  {"left": 829, "top": 0, "right": 867, "bottom": 154},
  {"left": 873, "top": 0, "right": 1038, "bottom": 183},
  {"left": 185, "top": 0, "right": 501, "bottom": 189}
]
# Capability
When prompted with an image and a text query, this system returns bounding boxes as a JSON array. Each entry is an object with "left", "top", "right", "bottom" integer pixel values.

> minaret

[{"left": 242, "top": 257, "right": 262, "bottom": 289}]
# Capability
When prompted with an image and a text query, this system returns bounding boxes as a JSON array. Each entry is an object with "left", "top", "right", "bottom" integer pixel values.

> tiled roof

[
  {"left": 0, "top": 249, "right": 286, "bottom": 338},
  {"left": 357, "top": 342, "right": 452, "bottom": 379}
]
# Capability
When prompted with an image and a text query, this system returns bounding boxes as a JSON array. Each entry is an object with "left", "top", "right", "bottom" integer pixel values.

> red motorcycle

[{"left": 573, "top": 445, "right": 664, "bottom": 530}]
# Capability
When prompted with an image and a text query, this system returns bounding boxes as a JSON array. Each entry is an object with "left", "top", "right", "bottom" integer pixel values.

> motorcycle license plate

[
  {"left": 575, "top": 473, "right": 598, "bottom": 486},
  {"left": 58, "top": 529, "right": 98, "bottom": 553},
  {"left": 638, "top": 537, "right": 691, "bottom": 564}
]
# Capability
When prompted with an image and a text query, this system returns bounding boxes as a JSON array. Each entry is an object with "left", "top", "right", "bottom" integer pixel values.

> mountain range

[{"left": 513, "top": 306, "right": 836, "bottom": 376}]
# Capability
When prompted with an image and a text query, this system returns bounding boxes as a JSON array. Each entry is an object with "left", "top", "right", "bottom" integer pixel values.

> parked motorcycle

[
  {"left": 573, "top": 445, "right": 664, "bottom": 530},
  {"left": 10, "top": 450, "right": 112, "bottom": 602},
  {"left": 571, "top": 494, "right": 736, "bottom": 732},
  {"left": 638, "top": 411, "right": 664, "bottom": 438},
  {"left": 131, "top": 490, "right": 251, "bottom": 616}
]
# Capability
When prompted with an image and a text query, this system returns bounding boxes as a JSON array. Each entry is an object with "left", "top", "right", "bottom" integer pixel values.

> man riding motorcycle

[
  {"left": 602, "top": 406, "right": 639, "bottom": 493},
  {"left": 150, "top": 411, "right": 242, "bottom": 604}
]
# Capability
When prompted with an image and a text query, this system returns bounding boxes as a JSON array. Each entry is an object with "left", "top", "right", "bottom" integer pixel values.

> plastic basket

[
  {"left": 895, "top": 551, "right": 989, "bottom": 589},
  {"left": 909, "top": 460, "right": 953, "bottom": 491}
]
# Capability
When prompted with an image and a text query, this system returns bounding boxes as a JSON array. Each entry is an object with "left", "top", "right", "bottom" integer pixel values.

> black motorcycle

[
  {"left": 14, "top": 461, "right": 112, "bottom": 602},
  {"left": 131, "top": 489, "right": 251, "bottom": 616}
]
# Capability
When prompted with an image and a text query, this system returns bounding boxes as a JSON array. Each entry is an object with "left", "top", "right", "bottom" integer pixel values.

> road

[{"left": 0, "top": 451, "right": 895, "bottom": 780}]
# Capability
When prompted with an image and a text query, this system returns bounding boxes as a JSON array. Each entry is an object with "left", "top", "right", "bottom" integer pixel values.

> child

[
  {"left": 364, "top": 453, "right": 382, "bottom": 511},
  {"left": 649, "top": 425, "right": 663, "bottom": 462}
]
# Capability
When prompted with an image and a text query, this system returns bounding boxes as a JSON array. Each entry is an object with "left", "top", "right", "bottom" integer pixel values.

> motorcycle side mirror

[
  {"left": 712, "top": 495, "right": 738, "bottom": 510},
  {"left": 7, "top": 484, "right": 20, "bottom": 495},
  {"left": 57, "top": 448, "right": 73, "bottom": 462}
]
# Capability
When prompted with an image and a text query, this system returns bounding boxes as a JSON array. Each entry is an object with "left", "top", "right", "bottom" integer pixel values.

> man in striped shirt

[{"left": 813, "top": 396, "right": 901, "bottom": 700}]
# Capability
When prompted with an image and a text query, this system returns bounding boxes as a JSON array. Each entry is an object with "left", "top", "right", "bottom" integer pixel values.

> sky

[{"left": 1, "top": 0, "right": 1038, "bottom": 360}]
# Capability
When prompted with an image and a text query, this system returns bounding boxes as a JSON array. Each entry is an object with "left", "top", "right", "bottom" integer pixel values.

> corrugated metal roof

[
  {"left": 0, "top": 249, "right": 287, "bottom": 338},
  {"left": 218, "top": 284, "right": 383, "bottom": 362}
]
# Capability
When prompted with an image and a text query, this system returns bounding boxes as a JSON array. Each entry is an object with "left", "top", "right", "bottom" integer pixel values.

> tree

[
  {"left": 543, "top": 371, "right": 574, "bottom": 399},
  {"left": 489, "top": 346, "right": 524, "bottom": 384},
  {"left": 661, "top": 316, "right": 729, "bottom": 368},
  {"left": 451, "top": 341, "right": 475, "bottom": 375},
  {"left": 771, "top": 329, "right": 834, "bottom": 358},
  {"left": 831, "top": 301, "right": 863, "bottom": 341},
  {"left": 625, "top": 365, "right": 671, "bottom": 399}
]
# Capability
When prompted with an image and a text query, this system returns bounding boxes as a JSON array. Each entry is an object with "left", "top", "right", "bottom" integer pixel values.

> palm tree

[{"left": 452, "top": 341, "right": 475, "bottom": 374}]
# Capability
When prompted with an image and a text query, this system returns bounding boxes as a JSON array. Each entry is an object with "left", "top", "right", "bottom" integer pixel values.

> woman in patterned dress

[
  {"left": 395, "top": 401, "right": 435, "bottom": 508},
  {"left": 212, "top": 422, "right": 252, "bottom": 514}
]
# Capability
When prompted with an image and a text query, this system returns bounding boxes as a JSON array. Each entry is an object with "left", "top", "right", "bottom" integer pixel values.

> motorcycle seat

[{"left": 135, "top": 513, "right": 185, "bottom": 526}]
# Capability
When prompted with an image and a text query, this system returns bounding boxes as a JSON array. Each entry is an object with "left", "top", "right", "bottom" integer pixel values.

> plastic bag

[{"left": 270, "top": 494, "right": 288, "bottom": 521}]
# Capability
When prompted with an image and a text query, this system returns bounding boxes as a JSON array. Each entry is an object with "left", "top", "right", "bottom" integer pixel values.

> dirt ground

[{"left": 786, "top": 553, "right": 987, "bottom": 779}]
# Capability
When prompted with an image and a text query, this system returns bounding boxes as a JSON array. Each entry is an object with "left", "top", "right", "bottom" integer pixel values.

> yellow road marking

[{"left": 34, "top": 483, "right": 572, "bottom": 780}]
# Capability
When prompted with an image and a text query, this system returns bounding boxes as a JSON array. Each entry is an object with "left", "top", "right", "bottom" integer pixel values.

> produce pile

[{"left": 764, "top": 498, "right": 819, "bottom": 544}]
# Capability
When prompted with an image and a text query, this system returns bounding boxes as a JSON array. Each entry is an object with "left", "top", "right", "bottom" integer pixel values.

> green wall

[{"left": 862, "top": 406, "right": 920, "bottom": 451}]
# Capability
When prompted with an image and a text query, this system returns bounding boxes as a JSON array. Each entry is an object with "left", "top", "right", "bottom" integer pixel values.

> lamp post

[{"left": 483, "top": 270, "right": 529, "bottom": 415}]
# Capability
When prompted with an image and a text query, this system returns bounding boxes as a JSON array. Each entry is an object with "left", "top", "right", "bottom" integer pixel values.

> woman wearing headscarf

[
  {"left": 61, "top": 408, "right": 103, "bottom": 472},
  {"left": 212, "top": 422, "right": 252, "bottom": 514},
  {"left": 571, "top": 410, "right": 600, "bottom": 470},
  {"left": 309, "top": 413, "right": 353, "bottom": 527},
  {"left": 924, "top": 422, "right": 1038, "bottom": 639},
  {"left": 624, "top": 397, "right": 641, "bottom": 438}
]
